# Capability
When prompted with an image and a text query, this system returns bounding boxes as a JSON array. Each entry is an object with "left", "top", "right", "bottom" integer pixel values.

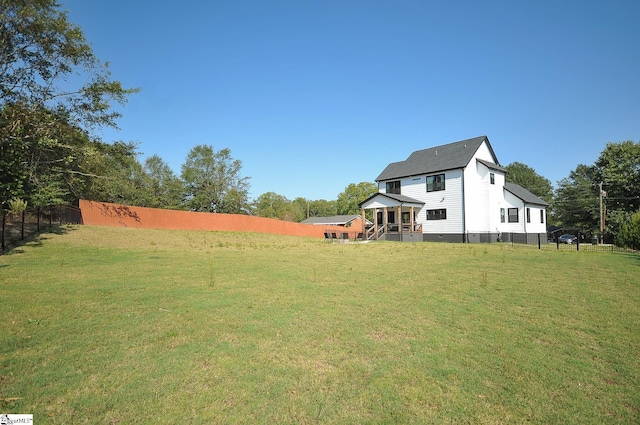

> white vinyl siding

[
  {"left": 421, "top": 169, "right": 463, "bottom": 234},
  {"left": 501, "top": 190, "right": 525, "bottom": 233},
  {"left": 463, "top": 144, "right": 498, "bottom": 233},
  {"left": 525, "top": 205, "right": 547, "bottom": 233}
]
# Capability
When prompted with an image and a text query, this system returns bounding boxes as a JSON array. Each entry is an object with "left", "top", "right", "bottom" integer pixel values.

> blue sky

[{"left": 62, "top": 0, "right": 640, "bottom": 201}]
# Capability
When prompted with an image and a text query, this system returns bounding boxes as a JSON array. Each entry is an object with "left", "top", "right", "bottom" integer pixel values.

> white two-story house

[{"left": 359, "top": 136, "right": 549, "bottom": 243}]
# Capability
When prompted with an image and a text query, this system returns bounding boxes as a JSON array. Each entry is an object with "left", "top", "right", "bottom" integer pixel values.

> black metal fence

[
  {"left": 1, "top": 205, "right": 82, "bottom": 251},
  {"left": 515, "top": 233, "right": 636, "bottom": 254},
  {"left": 540, "top": 239, "right": 637, "bottom": 254},
  {"left": 467, "top": 230, "right": 637, "bottom": 255}
]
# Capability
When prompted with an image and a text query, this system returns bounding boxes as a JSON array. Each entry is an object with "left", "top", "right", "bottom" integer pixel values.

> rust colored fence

[
  {"left": 1, "top": 205, "right": 82, "bottom": 251},
  {"left": 79, "top": 200, "right": 348, "bottom": 239}
]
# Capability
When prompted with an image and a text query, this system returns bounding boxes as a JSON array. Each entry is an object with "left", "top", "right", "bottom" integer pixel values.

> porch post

[
  {"left": 361, "top": 208, "right": 366, "bottom": 240},
  {"left": 410, "top": 206, "right": 414, "bottom": 232},
  {"left": 382, "top": 207, "right": 388, "bottom": 237},
  {"left": 374, "top": 208, "right": 379, "bottom": 240},
  {"left": 396, "top": 205, "right": 401, "bottom": 232}
]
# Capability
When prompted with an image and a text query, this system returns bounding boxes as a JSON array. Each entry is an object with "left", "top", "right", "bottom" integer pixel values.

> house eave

[{"left": 359, "top": 192, "right": 425, "bottom": 209}]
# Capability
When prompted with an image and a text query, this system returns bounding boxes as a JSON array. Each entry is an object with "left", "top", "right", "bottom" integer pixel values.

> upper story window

[
  {"left": 386, "top": 180, "right": 401, "bottom": 194},
  {"left": 508, "top": 208, "right": 519, "bottom": 223},
  {"left": 426, "top": 174, "right": 445, "bottom": 192},
  {"left": 490, "top": 173, "right": 495, "bottom": 185}
]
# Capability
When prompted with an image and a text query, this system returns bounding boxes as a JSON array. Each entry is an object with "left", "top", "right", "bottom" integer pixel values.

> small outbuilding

[{"left": 301, "top": 214, "right": 372, "bottom": 229}]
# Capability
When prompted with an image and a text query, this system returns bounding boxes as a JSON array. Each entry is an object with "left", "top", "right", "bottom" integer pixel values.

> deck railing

[{"left": 366, "top": 223, "right": 423, "bottom": 240}]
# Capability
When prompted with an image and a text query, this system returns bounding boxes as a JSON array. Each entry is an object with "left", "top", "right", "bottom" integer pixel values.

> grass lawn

[{"left": 1, "top": 226, "right": 639, "bottom": 424}]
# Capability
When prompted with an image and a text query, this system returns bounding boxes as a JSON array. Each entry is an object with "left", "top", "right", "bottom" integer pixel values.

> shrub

[
  {"left": 617, "top": 209, "right": 640, "bottom": 250},
  {"left": 8, "top": 197, "right": 28, "bottom": 215}
]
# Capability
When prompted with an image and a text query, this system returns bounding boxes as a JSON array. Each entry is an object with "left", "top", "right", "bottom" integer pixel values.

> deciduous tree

[
  {"left": 0, "top": 0, "right": 137, "bottom": 209},
  {"left": 142, "top": 155, "right": 185, "bottom": 209},
  {"left": 593, "top": 141, "right": 640, "bottom": 213},
  {"left": 308, "top": 199, "right": 337, "bottom": 218},
  {"left": 617, "top": 209, "right": 640, "bottom": 250},
  {"left": 254, "top": 192, "right": 297, "bottom": 220},
  {"left": 336, "top": 182, "right": 377, "bottom": 215},
  {"left": 181, "top": 145, "right": 250, "bottom": 214},
  {"left": 553, "top": 164, "right": 599, "bottom": 232},
  {"left": 505, "top": 162, "right": 553, "bottom": 203}
]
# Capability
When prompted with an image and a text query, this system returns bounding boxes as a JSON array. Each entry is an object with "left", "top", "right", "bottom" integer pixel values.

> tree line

[
  {"left": 2, "top": 1, "right": 638, "bottom": 248},
  {"left": 505, "top": 140, "right": 640, "bottom": 249}
]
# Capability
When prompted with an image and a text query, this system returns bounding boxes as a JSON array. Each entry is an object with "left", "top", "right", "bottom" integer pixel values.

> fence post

[
  {"left": 538, "top": 233, "right": 541, "bottom": 249},
  {"left": 576, "top": 232, "right": 580, "bottom": 251},
  {"left": 21, "top": 210, "right": 25, "bottom": 240},
  {"left": 1, "top": 212, "right": 5, "bottom": 251}
]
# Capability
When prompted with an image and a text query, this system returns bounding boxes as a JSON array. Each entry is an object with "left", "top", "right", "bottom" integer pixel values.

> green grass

[{"left": 1, "top": 226, "right": 639, "bottom": 424}]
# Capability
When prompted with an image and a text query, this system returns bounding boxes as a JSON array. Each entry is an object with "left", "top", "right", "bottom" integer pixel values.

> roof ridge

[
  {"left": 376, "top": 136, "right": 492, "bottom": 181},
  {"left": 408, "top": 135, "right": 487, "bottom": 155}
]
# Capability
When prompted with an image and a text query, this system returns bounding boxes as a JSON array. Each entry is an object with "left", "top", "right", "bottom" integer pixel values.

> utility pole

[{"left": 599, "top": 182, "right": 604, "bottom": 244}]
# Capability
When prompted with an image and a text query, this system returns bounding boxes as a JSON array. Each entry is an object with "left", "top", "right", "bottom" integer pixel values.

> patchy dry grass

[{"left": 1, "top": 225, "right": 639, "bottom": 424}]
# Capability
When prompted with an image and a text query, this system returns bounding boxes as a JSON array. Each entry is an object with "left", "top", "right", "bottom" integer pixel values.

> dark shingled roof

[
  {"left": 376, "top": 136, "right": 498, "bottom": 181},
  {"left": 504, "top": 182, "right": 549, "bottom": 206}
]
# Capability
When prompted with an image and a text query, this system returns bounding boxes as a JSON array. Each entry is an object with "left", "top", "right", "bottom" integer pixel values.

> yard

[{"left": 1, "top": 226, "right": 638, "bottom": 424}]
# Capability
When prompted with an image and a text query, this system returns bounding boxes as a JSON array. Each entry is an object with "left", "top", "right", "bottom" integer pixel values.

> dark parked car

[{"left": 558, "top": 234, "right": 576, "bottom": 244}]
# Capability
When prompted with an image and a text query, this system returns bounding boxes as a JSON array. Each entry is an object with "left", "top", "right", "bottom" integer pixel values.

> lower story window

[
  {"left": 402, "top": 211, "right": 416, "bottom": 223},
  {"left": 508, "top": 208, "right": 519, "bottom": 223},
  {"left": 427, "top": 209, "right": 447, "bottom": 220}
]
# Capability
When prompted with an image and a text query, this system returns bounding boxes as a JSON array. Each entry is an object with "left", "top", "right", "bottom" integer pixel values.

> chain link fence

[{"left": 1, "top": 205, "right": 82, "bottom": 251}]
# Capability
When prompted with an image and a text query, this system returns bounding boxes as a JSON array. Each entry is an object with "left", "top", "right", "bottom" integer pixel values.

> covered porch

[{"left": 359, "top": 193, "right": 425, "bottom": 242}]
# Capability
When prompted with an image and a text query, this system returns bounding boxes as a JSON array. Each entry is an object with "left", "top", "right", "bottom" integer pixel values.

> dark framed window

[
  {"left": 426, "top": 174, "right": 445, "bottom": 192},
  {"left": 401, "top": 211, "right": 413, "bottom": 223},
  {"left": 387, "top": 211, "right": 395, "bottom": 224},
  {"left": 490, "top": 173, "right": 495, "bottom": 185},
  {"left": 427, "top": 209, "right": 447, "bottom": 220},
  {"left": 386, "top": 180, "right": 401, "bottom": 194},
  {"left": 540, "top": 209, "right": 544, "bottom": 224},
  {"left": 500, "top": 208, "right": 505, "bottom": 223},
  {"left": 508, "top": 208, "right": 519, "bottom": 223},
  {"left": 526, "top": 207, "right": 531, "bottom": 223},
  {"left": 376, "top": 210, "right": 396, "bottom": 225}
]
